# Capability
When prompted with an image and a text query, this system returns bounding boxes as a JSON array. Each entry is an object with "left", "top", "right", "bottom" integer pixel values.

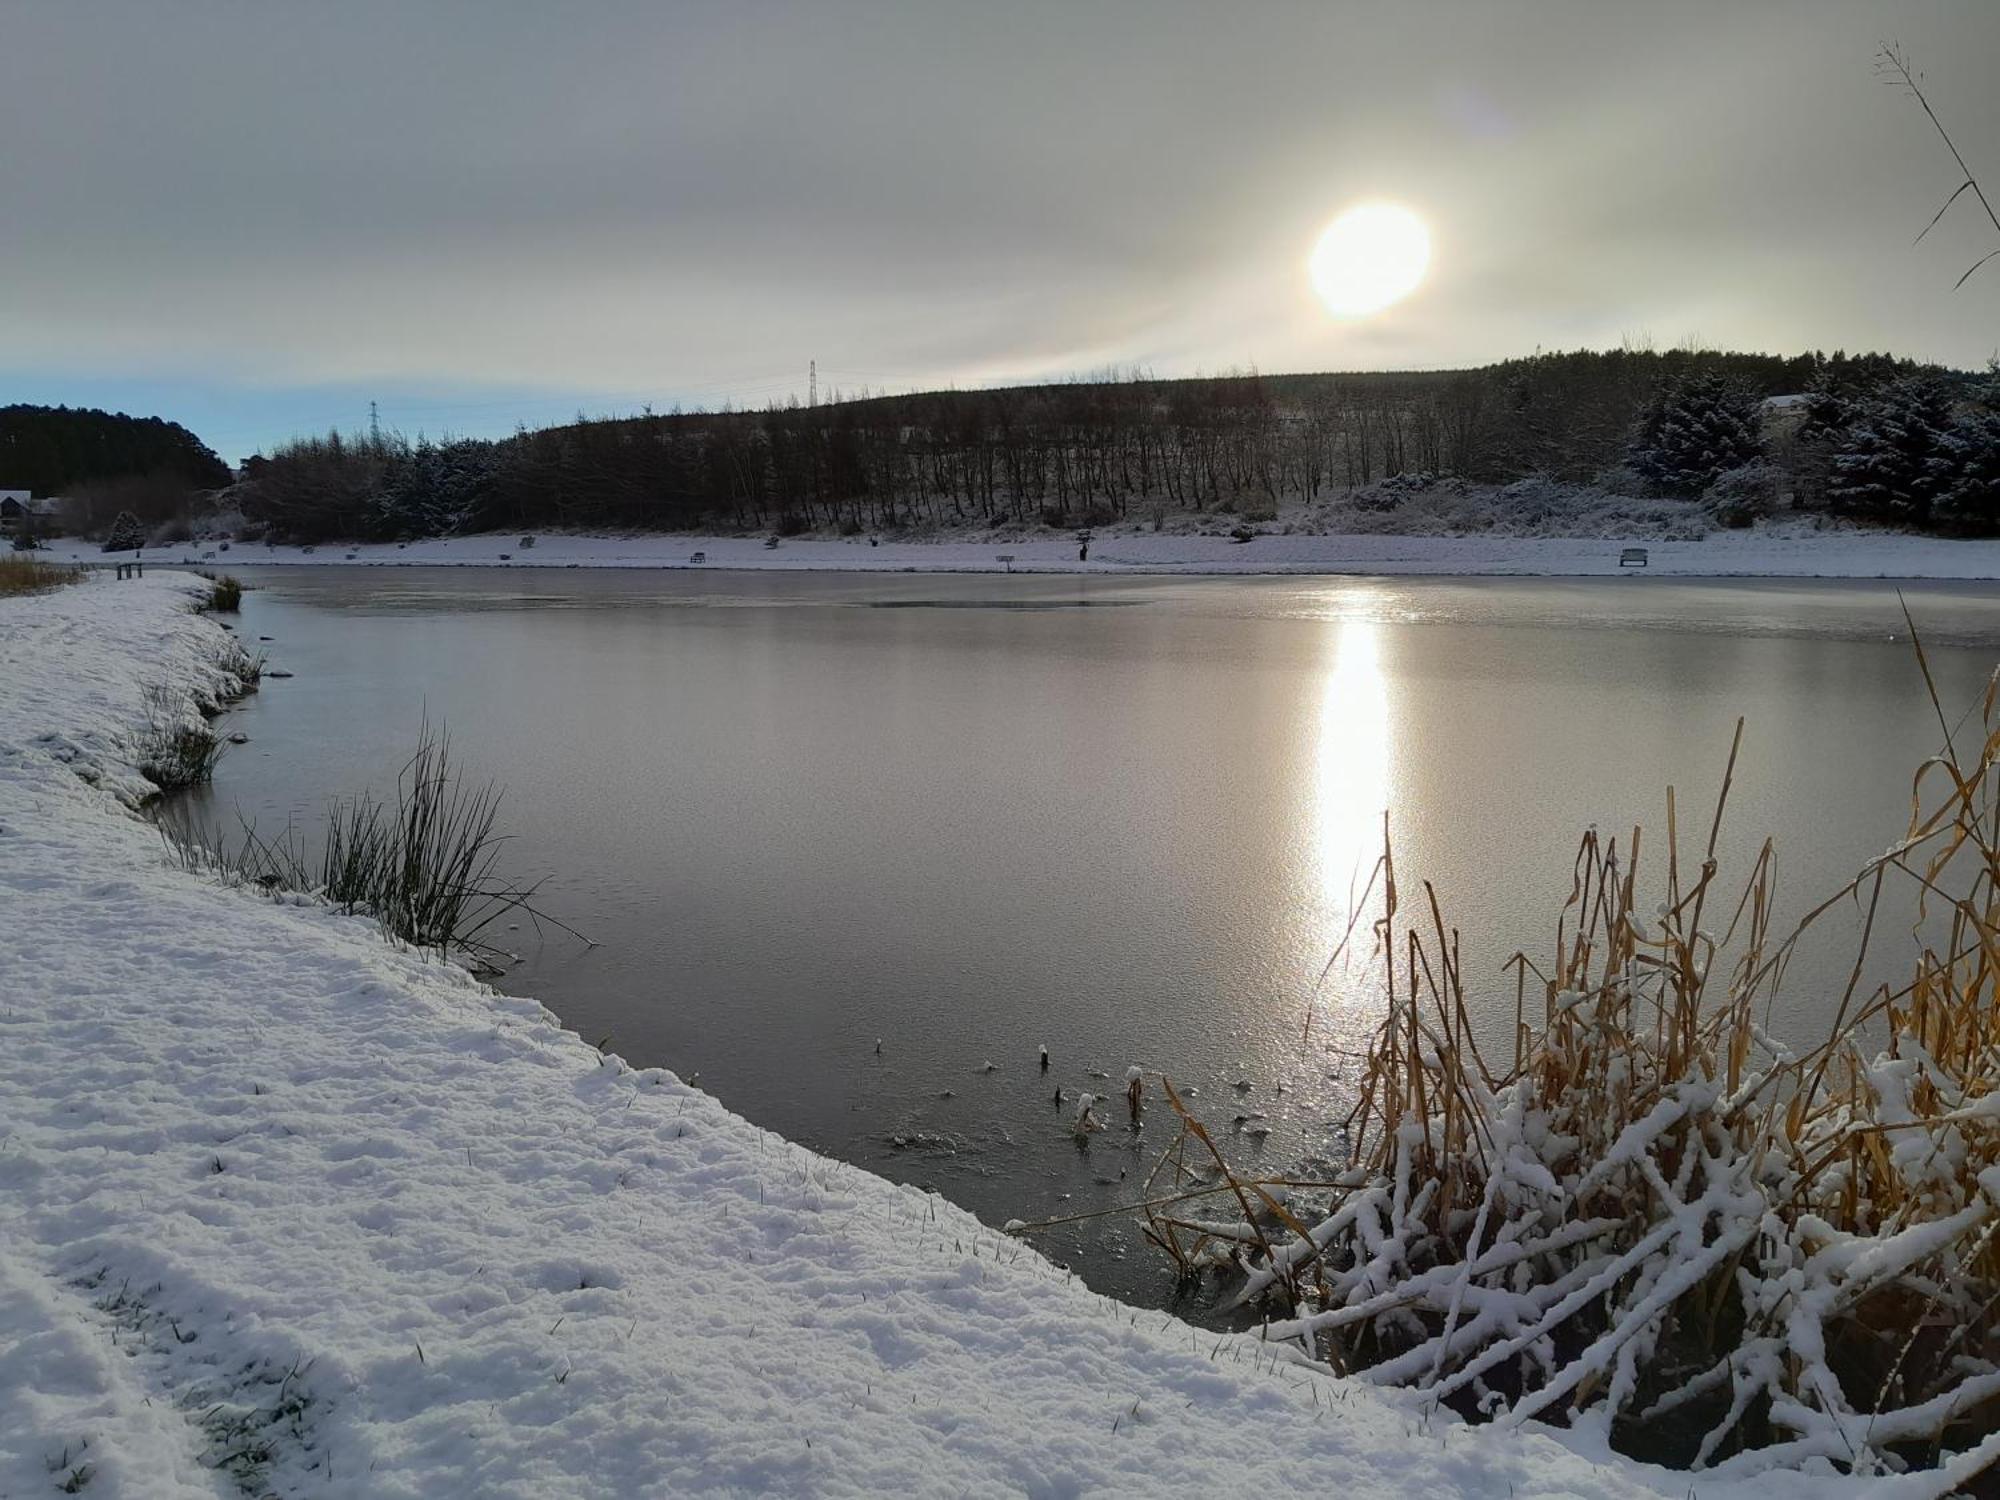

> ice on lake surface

[{"left": 183, "top": 567, "right": 2000, "bottom": 1305}]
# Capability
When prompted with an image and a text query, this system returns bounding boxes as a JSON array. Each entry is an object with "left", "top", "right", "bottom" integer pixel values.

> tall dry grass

[
  {"left": 0, "top": 556, "right": 82, "bottom": 596},
  {"left": 163, "top": 722, "right": 583, "bottom": 967},
  {"left": 1105, "top": 641, "right": 2000, "bottom": 1480}
]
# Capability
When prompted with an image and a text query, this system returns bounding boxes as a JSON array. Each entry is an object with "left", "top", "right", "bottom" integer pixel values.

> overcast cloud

[{"left": 3, "top": 1, "right": 1997, "bottom": 457}]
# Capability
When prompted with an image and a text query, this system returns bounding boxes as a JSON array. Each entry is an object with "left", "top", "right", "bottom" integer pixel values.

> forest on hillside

[
  {"left": 0, "top": 405, "right": 234, "bottom": 543},
  {"left": 228, "top": 350, "right": 1833, "bottom": 541},
  {"left": 43, "top": 348, "right": 2000, "bottom": 546},
  {"left": 222, "top": 347, "right": 2000, "bottom": 544},
  {"left": 0, "top": 405, "right": 230, "bottom": 498}
]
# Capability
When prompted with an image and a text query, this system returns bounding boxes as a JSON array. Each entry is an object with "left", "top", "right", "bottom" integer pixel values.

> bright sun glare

[{"left": 1308, "top": 202, "right": 1432, "bottom": 318}]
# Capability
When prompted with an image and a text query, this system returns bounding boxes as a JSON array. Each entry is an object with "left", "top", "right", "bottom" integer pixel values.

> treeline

[
  {"left": 234, "top": 349, "right": 1943, "bottom": 543},
  {"left": 0, "top": 404, "right": 230, "bottom": 497}
]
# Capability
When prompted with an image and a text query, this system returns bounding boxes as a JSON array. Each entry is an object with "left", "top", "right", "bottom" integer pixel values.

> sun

[{"left": 1308, "top": 203, "right": 1431, "bottom": 318}]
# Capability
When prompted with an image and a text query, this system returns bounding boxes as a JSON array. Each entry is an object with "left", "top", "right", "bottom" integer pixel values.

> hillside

[
  {"left": 0, "top": 404, "right": 230, "bottom": 498},
  {"left": 223, "top": 349, "right": 1954, "bottom": 543}
]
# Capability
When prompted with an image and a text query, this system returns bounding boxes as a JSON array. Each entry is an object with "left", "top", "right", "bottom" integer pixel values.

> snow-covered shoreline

[
  {"left": 40, "top": 524, "right": 2000, "bottom": 581},
  {"left": 0, "top": 575, "right": 1963, "bottom": 1497}
]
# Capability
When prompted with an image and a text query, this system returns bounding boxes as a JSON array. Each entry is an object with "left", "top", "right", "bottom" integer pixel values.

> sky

[{"left": 3, "top": 0, "right": 1998, "bottom": 464}]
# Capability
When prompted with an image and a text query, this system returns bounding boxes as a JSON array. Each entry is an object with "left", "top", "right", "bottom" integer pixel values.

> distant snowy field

[
  {"left": 42, "top": 520, "right": 2000, "bottom": 580},
  {"left": 0, "top": 574, "right": 1971, "bottom": 1497}
]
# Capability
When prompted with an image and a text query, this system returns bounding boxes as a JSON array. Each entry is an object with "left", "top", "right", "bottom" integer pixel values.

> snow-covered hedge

[{"left": 1292, "top": 476, "right": 1715, "bottom": 541}]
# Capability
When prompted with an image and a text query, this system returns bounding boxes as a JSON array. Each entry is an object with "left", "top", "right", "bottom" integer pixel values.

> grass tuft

[
  {"left": 162, "top": 720, "right": 583, "bottom": 966},
  {"left": 135, "top": 683, "right": 223, "bottom": 793},
  {"left": 201, "top": 572, "right": 243, "bottom": 611}
]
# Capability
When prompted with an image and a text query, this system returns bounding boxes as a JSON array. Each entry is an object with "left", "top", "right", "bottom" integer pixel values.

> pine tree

[
  {"left": 1936, "top": 385, "right": 2000, "bottom": 534},
  {"left": 1627, "top": 375, "right": 1764, "bottom": 497},
  {"left": 1828, "top": 376, "right": 1960, "bottom": 525},
  {"left": 100, "top": 509, "right": 146, "bottom": 552}
]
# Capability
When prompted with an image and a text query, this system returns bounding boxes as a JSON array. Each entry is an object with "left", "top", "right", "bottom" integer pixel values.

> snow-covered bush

[
  {"left": 1703, "top": 461, "right": 1780, "bottom": 528},
  {"left": 1591, "top": 464, "right": 1652, "bottom": 498},
  {"left": 1301, "top": 477, "right": 1712, "bottom": 540},
  {"left": 100, "top": 510, "right": 146, "bottom": 553},
  {"left": 148, "top": 514, "right": 195, "bottom": 546}
]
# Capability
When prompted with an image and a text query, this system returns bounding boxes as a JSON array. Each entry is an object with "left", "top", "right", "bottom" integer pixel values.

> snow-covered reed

[
  {"left": 1137, "top": 646, "right": 2000, "bottom": 1479},
  {"left": 134, "top": 681, "right": 224, "bottom": 792}
]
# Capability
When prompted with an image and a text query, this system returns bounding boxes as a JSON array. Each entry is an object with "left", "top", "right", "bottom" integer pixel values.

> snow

[
  {"left": 0, "top": 573, "right": 1941, "bottom": 1496},
  {"left": 38, "top": 521, "right": 2000, "bottom": 580}
]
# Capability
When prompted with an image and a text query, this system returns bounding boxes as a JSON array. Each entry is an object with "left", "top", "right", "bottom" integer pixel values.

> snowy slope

[
  {"left": 0, "top": 575, "right": 1963, "bottom": 1497},
  {"left": 43, "top": 524, "right": 2000, "bottom": 579}
]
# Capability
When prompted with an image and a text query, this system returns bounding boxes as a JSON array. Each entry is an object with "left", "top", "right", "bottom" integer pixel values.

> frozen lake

[{"left": 182, "top": 566, "right": 2000, "bottom": 1304}]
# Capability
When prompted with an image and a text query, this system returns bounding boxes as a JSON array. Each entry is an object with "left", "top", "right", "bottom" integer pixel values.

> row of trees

[
  {"left": 1628, "top": 362, "right": 2000, "bottom": 531},
  {"left": 217, "top": 348, "right": 1983, "bottom": 543},
  {"left": 0, "top": 404, "right": 230, "bottom": 498},
  {"left": 225, "top": 351, "right": 1827, "bottom": 542}
]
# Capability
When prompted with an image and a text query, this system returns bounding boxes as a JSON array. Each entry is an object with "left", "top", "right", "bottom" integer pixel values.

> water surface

[{"left": 185, "top": 567, "right": 2000, "bottom": 1304}]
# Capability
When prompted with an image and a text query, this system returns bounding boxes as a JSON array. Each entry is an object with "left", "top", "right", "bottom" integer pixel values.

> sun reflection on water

[{"left": 1311, "top": 615, "right": 1392, "bottom": 1002}]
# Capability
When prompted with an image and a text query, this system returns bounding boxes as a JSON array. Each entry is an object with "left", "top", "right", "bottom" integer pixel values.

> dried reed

[{"left": 1108, "top": 645, "right": 2000, "bottom": 1478}]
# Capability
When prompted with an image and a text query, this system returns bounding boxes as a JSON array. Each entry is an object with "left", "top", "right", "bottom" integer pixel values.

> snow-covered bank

[
  {"left": 0, "top": 576, "right": 1963, "bottom": 1497},
  {"left": 45, "top": 524, "right": 2000, "bottom": 580}
]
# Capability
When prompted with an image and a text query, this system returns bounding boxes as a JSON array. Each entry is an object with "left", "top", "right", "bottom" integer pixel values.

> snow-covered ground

[
  {"left": 0, "top": 574, "right": 1972, "bottom": 1497},
  {"left": 42, "top": 523, "right": 2000, "bottom": 580}
]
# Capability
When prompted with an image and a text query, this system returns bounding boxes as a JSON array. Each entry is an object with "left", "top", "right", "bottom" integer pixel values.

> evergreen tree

[
  {"left": 100, "top": 510, "right": 146, "bottom": 552},
  {"left": 1937, "top": 383, "right": 2000, "bottom": 534},
  {"left": 1786, "top": 369, "right": 1857, "bottom": 508},
  {"left": 0, "top": 404, "right": 229, "bottom": 495},
  {"left": 1828, "top": 376, "right": 1960, "bottom": 525},
  {"left": 1627, "top": 375, "right": 1764, "bottom": 496}
]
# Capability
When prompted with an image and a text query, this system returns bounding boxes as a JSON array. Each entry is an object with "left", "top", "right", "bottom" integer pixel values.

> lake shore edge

[
  {"left": 0, "top": 573, "right": 1925, "bottom": 1497},
  {"left": 40, "top": 524, "right": 2000, "bottom": 582}
]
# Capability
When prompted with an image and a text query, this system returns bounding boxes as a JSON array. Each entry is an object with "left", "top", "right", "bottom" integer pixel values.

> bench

[
  {"left": 689, "top": 551, "right": 707, "bottom": 564},
  {"left": 1619, "top": 547, "right": 1649, "bottom": 569}
]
